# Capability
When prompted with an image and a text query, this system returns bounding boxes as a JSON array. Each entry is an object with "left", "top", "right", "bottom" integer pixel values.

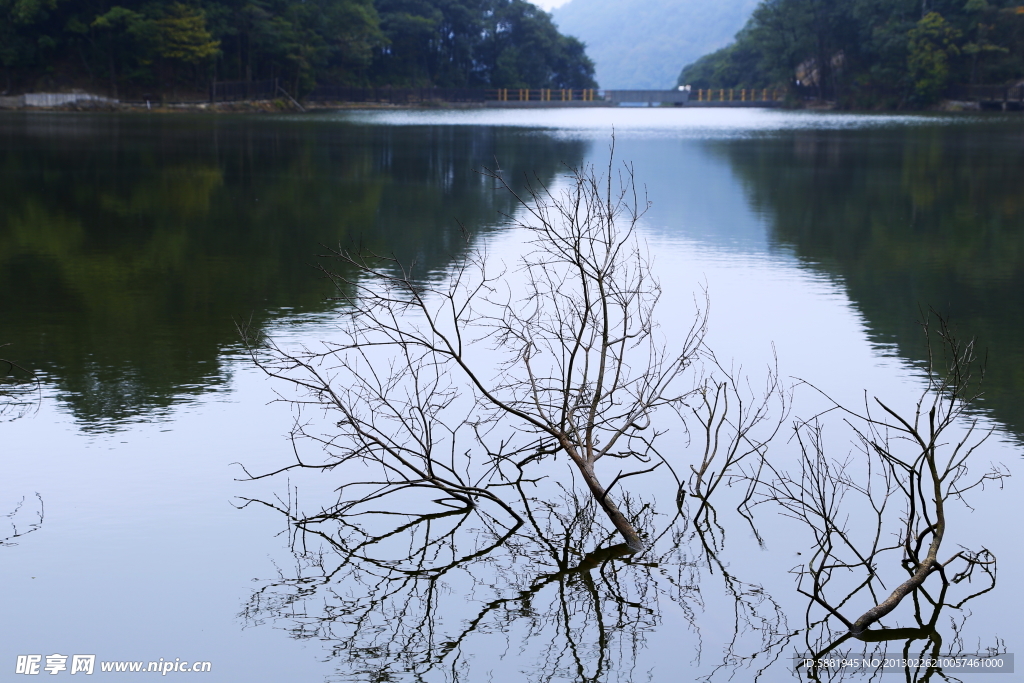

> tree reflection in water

[
  {"left": 1, "top": 493, "right": 44, "bottom": 547},
  {"left": 2, "top": 348, "right": 44, "bottom": 547},
  {"left": 239, "top": 486, "right": 795, "bottom": 682},
  {"left": 797, "top": 598, "right": 1006, "bottom": 682},
  {"left": 1, "top": 345, "right": 39, "bottom": 422}
]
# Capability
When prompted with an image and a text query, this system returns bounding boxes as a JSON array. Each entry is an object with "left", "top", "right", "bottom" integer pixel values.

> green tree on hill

[
  {"left": 157, "top": 4, "right": 219, "bottom": 65},
  {"left": 679, "top": 0, "right": 1024, "bottom": 108},
  {"left": 155, "top": 3, "right": 220, "bottom": 89},
  {"left": 960, "top": 0, "right": 1009, "bottom": 84},
  {"left": 91, "top": 6, "right": 150, "bottom": 97},
  {"left": 371, "top": 0, "right": 595, "bottom": 88},
  {"left": 485, "top": 0, "right": 596, "bottom": 88},
  {"left": 1, "top": 0, "right": 53, "bottom": 91},
  {"left": 157, "top": 4, "right": 219, "bottom": 63},
  {"left": 907, "top": 11, "right": 960, "bottom": 103},
  {"left": 0, "top": 0, "right": 594, "bottom": 96}
]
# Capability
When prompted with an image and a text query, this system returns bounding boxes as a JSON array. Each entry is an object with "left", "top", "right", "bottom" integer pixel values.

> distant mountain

[{"left": 551, "top": 0, "right": 758, "bottom": 90}]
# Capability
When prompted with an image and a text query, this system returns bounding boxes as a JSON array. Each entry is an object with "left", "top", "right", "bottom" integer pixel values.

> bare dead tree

[
  {"left": 233, "top": 142, "right": 807, "bottom": 680},
  {"left": 751, "top": 314, "right": 1006, "bottom": 649},
  {"left": 240, "top": 144, "right": 709, "bottom": 552}
]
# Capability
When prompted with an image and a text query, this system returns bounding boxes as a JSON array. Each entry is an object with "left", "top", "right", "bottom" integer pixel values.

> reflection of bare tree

[
  {"left": 656, "top": 354, "right": 794, "bottom": 679},
  {"left": 236, "top": 324, "right": 793, "bottom": 679},
  {"left": 1, "top": 344, "right": 40, "bottom": 421},
  {"left": 796, "top": 588, "right": 1006, "bottom": 683},
  {"left": 748, "top": 315, "right": 1006, "bottom": 677},
  {"left": 239, "top": 487, "right": 791, "bottom": 682},
  {"left": 1, "top": 493, "right": 44, "bottom": 547},
  {"left": 664, "top": 505, "right": 795, "bottom": 682},
  {"left": 2, "top": 347, "right": 45, "bottom": 547}
]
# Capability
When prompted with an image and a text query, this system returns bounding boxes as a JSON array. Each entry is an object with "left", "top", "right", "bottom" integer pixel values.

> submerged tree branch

[{"left": 752, "top": 312, "right": 1006, "bottom": 647}]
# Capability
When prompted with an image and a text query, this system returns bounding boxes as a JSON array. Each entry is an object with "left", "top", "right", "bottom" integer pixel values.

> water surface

[{"left": 2, "top": 108, "right": 1021, "bottom": 681}]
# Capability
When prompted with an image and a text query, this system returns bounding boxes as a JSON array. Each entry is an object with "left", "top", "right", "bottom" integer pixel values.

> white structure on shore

[{"left": 0, "top": 92, "right": 118, "bottom": 109}]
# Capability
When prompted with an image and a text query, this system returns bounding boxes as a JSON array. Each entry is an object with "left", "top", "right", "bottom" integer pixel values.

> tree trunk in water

[
  {"left": 850, "top": 560, "right": 940, "bottom": 633},
  {"left": 577, "top": 462, "right": 644, "bottom": 552},
  {"left": 852, "top": 479, "right": 945, "bottom": 634}
]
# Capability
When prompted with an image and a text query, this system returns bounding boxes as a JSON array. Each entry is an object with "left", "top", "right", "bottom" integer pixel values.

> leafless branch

[{"left": 751, "top": 312, "right": 1006, "bottom": 651}]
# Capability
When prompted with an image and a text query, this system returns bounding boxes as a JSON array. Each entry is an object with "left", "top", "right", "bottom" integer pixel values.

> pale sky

[{"left": 534, "top": 0, "right": 572, "bottom": 11}]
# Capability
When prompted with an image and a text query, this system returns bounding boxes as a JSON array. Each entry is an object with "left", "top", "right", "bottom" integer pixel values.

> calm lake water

[{"left": 2, "top": 108, "right": 1022, "bottom": 681}]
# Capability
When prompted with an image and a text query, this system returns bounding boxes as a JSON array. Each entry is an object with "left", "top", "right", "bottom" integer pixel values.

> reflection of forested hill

[
  {"left": 0, "top": 114, "right": 587, "bottom": 427},
  {"left": 711, "top": 122, "right": 1024, "bottom": 440}
]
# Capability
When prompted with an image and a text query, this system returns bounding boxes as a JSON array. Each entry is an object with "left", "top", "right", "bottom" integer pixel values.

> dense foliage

[
  {"left": 678, "top": 0, "right": 1024, "bottom": 107},
  {"left": 0, "top": 0, "right": 596, "bottom": 97},
  {"left": 552, "top": 0, "right": 757, "bottom": 89}
]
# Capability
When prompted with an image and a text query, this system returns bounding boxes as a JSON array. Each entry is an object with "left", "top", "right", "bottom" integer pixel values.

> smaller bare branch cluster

[
  {"left": 677, "top": 348, "right": 788, "bottom": 546},
  {"left": 751, "top": 314, "right": 1006, "bottom": 649}
]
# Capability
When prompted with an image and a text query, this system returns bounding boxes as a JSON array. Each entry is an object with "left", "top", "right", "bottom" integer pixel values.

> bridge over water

[
  {"left": 487, "top": 88, "right": 783, "bottom": 107},
  {"left": 295, "top": 84, "right": 786, "bottom": 108},
  {"left": 199, "top": 80, "right": 786, "bottom": 107}
]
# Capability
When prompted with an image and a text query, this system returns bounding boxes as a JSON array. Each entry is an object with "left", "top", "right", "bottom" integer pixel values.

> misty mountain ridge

[{"left": 552, "top": 0, "right": 757, "bottom": 90}]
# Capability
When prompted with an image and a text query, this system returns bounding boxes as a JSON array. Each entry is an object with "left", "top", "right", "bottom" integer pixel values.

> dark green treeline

[
  {"left": 710, "top": 122, "right": 1024, "bottom": 439},
  {"left": 679, "top": 0, "right": 1024, "bottom": 107},
  {"left": 0, "top": 0, "right": 596, "bottom": 98},
  {"left": 0, "top": 113, "right": 588, "bottom": 426}
]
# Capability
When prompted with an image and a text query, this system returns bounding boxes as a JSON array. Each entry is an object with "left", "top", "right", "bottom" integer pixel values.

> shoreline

[
  {"left": 0, "top": 98, "right": 470, "bottom": 114},
  {"left": 0, "top": 96, "right": 1005, "bottom": 115}
]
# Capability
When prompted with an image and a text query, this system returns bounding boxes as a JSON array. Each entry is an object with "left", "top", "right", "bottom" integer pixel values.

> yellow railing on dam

[{"left": 694, "top": 88, "right": 781, "bottom": 102}]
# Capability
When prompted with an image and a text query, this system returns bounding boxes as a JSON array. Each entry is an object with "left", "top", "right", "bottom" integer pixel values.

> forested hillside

[
  {"left": 551, "top": 0, "right": 757, "bottom": 89},
  {"left": 679, "top": 0, "right": 1024, "bottom": 107},
  {"left": 0, "top": 0, "right": 596, "bottom": 97}
]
